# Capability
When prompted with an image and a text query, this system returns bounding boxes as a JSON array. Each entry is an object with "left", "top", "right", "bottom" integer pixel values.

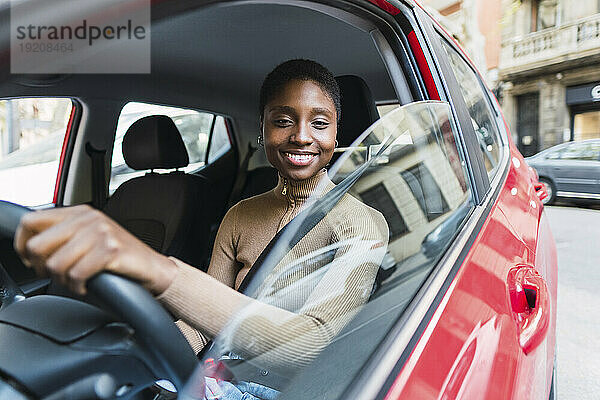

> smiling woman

[
  {"left": 14, "top": 59, "right": 390, "bottom": 400},
  {"left": 0, "top": 0, "right": 560, "bottom": 398}
]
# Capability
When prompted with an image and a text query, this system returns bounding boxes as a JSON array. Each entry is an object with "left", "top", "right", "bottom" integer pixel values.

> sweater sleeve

[
  {"left": 174, "top": 319, "right": 209, "bottom": 354},
  {"left": 158, "top": 203, "right": 388, "bottom": 375}
]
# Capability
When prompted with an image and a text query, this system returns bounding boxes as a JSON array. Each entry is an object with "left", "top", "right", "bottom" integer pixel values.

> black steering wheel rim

[{"left": 0, "top": 200, "right": 198, "bottom": 390}]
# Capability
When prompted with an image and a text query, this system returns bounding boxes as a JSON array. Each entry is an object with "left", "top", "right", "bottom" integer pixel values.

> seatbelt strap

[
  {"left": 227, "top": 142, "right": 257, "bottom": 209},
  {"left": 85, "top": 142, "right": 107, "bottom": 210},
  {"left": 237, "top": 133, "right": 394, "bottom": 296},
  {"left": 237, "top": 161, "right": 371, "bottom": 296}
]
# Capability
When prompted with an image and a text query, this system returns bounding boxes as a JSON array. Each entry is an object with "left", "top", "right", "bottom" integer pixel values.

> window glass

[
  {"left": 186, "top": 102, "right": 472, "bottom": 399},
  {"left": 441, "top": 40, "right": 503, "bottom": 179},
  {"left": 401, "top": 162, "right": 450, "bottom": 222},
  {"left": 533, "top": 0, "right": 557, "bottom": 32},
  {"left": 110, "top": 102, "right": 230, "bottom": 193},
  {"left": 0, "top": 98, "right": 73, "bottom": 206},
  {"left": 573, "top": 111, "right": 600, "bottom": 142},
  {"left": 376, "top": 103, "right": 400, "bottom": 117},
  {"left": 545, "top": 147, "right": 564, "bottom": 159},
  {"left": 561, "top": 141, "right": 600, "bottom": 161},
  {"left": 360, "top": 183, "right": 409, "bottom": 239}
]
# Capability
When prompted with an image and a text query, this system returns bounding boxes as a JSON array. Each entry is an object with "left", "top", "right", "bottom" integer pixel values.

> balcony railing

[{"left": 500, "top": 13, "right": 600, "bottom": 74}]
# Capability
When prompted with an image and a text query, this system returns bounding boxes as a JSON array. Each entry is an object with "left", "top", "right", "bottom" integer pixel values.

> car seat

[{"left": 103, "top": 115, "right": 210, "bottom": 269}]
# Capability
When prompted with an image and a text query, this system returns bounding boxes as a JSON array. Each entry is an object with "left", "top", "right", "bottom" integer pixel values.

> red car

[{"left": 0, "top": 0, "right": 557, "bottom": 399}]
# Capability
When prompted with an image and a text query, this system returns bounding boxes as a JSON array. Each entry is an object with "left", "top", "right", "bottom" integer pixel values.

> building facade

[
  {"left": 420, "top": 0, "right": 503, "bottom": 87},
  {"left": 498, "top": 0, "right": 600, "bottom": 156}
]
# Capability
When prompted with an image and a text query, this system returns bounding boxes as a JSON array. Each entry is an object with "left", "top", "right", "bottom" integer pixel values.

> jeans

[{"left": 205, "top": 377, "right": 279, "bottom": 400}]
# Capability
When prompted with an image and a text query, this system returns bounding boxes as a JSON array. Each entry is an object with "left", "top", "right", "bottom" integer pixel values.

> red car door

[{"left": 381, "top": 7, "right": 557, "bottom": 399}]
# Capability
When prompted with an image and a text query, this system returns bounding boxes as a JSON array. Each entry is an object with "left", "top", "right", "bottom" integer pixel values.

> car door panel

[
  {"left": 497, "top": 150, "right": 540, "bottom": 254},
  {"left": 382, "top": 8, "right": 555, "bottom": 397},
  {"left": 553, "top": 159, "right": 599, "bottom": 195},
  {"left": 385, "top": 157, "right": 554, "bottom": 399}
]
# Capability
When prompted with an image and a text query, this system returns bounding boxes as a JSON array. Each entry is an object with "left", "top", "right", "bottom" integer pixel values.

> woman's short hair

[{"left": 259, "top": 59, "right": 341, "bottom": 123}]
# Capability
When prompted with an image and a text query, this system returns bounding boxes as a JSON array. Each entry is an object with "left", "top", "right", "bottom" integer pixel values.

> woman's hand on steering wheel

[{"left": 14, "top": 204, "right": 178, "bottom": 296}]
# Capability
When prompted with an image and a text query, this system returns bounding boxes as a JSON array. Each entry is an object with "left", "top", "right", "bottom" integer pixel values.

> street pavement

[{"left": 545, "top": 204, "right": 600, "bottom": 399}]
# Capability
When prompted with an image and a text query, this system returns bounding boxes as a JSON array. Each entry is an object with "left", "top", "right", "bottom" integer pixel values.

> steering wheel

[{"left": 0, "top": 200, "right": 199, "bottom": 391}]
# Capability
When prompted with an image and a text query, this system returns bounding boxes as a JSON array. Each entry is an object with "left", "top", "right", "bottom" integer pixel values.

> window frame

[
  {"left": 0, "top": 96, "right": 82, "bottom": 208},
  {"left": 54, "top": 99, "right": 82, "bottom": 207},
  {"left": 438, "top": 36, "right": 506, "bottom": 180},
  {"left": 401, "top": 15, "right": 491, "bottom": 204}
]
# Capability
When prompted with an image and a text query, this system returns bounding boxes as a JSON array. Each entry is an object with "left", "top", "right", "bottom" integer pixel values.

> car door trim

[
  {"left": 556, "top": 191, "right": 600, "bottom": 200},
  {"left": 52, "top": 99, "right": 82, "bottom": 206}
]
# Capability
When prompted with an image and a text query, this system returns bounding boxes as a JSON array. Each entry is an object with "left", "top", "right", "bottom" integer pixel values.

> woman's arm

[
  {"left": 173, "top": 203, "right": 244, "bottom": 352},
  {"left": 14, "top": 205, "right": 178, "bottom": 295},
  {"left": 14, "top": 201, "right": 387, "bottom": 374},
  {"left": 158, "top": 204, "right": 388, "bottom": 374}
]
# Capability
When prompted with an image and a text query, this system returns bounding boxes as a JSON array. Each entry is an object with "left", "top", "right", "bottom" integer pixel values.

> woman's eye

[
  {"left": 312, "top": 120, "right": 330, "bottom": 129},
  {"left": 274, "top": 119, "right": 293, "bottom": 127}
]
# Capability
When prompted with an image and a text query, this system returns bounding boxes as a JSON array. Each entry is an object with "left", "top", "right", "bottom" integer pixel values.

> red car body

[
  {"left": 343, "top": 2, "right": 558, "bottom": 399},
  {"left": 385, "top": 136, "right": 557, "bottom": 400}
]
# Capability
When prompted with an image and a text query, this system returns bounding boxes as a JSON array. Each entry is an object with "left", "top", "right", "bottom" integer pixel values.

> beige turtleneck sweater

[{"left": 158, "top": 169, "right": 388, "bottom": 374}]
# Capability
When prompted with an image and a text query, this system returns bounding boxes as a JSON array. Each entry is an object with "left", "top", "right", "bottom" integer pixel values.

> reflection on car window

[
  {"left": 560, "top": 141, "right": 600, "bottom": 161},
  {"left": 401, "top": 162, "right": 450, "bottom": 222},
  {"left": 185, "top": 102, "right": 473, "bottom": 400},
  {"left": 441, "top": 40, "right": 503, "bottom": 179},
  {"left": 0, "top": 98, "right": 73, "bottom": 206},
  {"left": 110, "top": 102, "right": 231, "bottom": 193},
  {"left": 545, "top": 147, "right": 564, "bottom": 159},
  {"left": 360, "top": 183, "right": 409, "bottom": 239}
]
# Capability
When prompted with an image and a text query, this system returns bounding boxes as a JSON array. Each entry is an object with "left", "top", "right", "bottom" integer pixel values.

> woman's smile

[{"left": 281, "top": 151, "right": 318, "bottom": 166}]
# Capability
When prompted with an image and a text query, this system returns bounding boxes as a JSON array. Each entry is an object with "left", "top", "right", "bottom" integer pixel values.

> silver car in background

[{"left": 525, "top": 139, "right": 600, "bottom": 204}]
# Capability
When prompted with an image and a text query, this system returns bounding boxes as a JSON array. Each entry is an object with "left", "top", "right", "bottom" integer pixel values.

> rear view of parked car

[{"left": 526, "top": 139, "right": 600, "bottom": 204}]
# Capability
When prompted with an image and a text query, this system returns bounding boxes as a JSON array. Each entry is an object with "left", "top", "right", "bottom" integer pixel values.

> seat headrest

[
  {"left": 122, "top": 115, "right": 189, "bottom": 170},
  {"left": 335, "top": 75, "right": 380, "bottom": 147}
]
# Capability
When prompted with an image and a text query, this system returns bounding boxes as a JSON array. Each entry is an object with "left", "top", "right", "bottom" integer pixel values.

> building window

[
  {"left": 532, "top": 0, "right": 557, "bottom": 32},
  {"left": 360, "top": 183, "right": 408, "bottom": 240},
  {"left": 573, "top": 111, "right": 600, "bottom": 141},
  {"left": 401, "top": 163, "right": 450, "bottom": 222}
]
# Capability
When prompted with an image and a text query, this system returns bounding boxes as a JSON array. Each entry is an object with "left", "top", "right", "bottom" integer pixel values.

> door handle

[
  {"left": 533, "top": 182, "right": 548, "bottom": 202},
  {"left": 507, "top": 265, "right": 550, "bottom": 354}
]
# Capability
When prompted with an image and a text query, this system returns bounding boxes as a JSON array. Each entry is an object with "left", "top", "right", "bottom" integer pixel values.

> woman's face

[{"left": 262, "top": 79, "right": 337, "bottom": 181}]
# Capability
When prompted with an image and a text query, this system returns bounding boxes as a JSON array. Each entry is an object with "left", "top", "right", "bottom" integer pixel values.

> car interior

[
  {"left": 1, "top": 1, "right": 413, "bottom": 280},
  {"left": 0, "top": 1, "right": 482, "bottom": 398}
]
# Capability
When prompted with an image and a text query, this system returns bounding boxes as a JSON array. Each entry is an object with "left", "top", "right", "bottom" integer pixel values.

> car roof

[{"left": 0, "top": 1, "right": 397, "bottom": 146}]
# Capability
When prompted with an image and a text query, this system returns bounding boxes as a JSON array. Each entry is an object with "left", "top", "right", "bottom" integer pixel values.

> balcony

[{"left": 499, "top": 13, "right": 600, "bottom": 79}]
